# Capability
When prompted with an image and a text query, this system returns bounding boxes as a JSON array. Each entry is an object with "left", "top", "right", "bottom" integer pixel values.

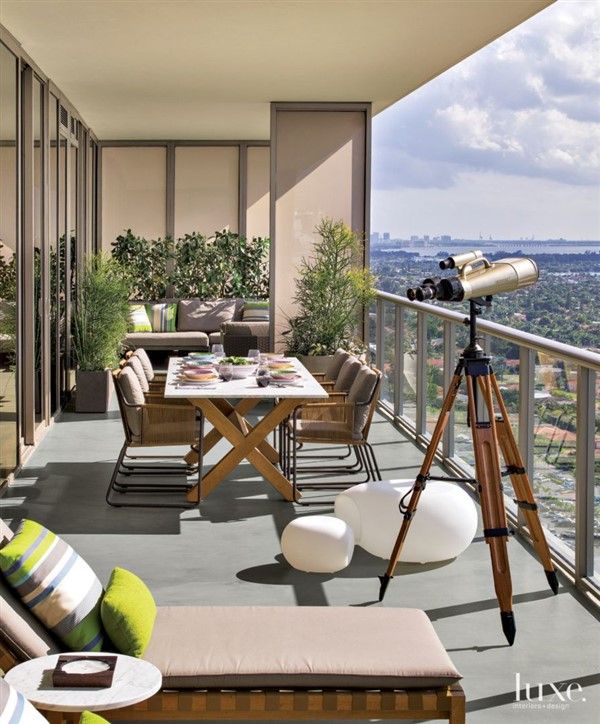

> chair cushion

[
  {"left": 133, "top": 348, "right": 154, "bottom": 382},
  {"left": 146, "top": 302, "right": 177, "bottom": 332},
  {"left": 178, "top": 299, "right": 238, "bottom": 332},
  {"left": 347, "top": 366, "right": 379, "bottom": 434},
  {"left": 127, "top": 356, "right": 149, "bottom": 393},
  {"left": 0, "top": 575, "right": 62, "bottom": 660},
  {"left": 0, "top": 520, "right": 104, "bottom": 652},
  {"left": 128, "top": 304, "right": 152, "bottom": 332},
  {"left": 0, "top": 678, "right": 48, "bottom": 723},
  {"left": 125, "top": 331, "right": 209, "bottom": 350},
  {"left": 242, "top": 300, "right": 269, "bottom": 322},
  {"left": 144, "top": 606, "right": 461, "bottom": 689},
  {"left": 116, "top": 367, "right": 144, "bottom": 439},
  {"left": 333, "top": 357, "right": 361, "bottom": 392},
  {"left": 326, "top": 349, "right": 352, "bottom": 381},
  {"left": 101, "top": 567, "right": 156, "bottom": 658}
]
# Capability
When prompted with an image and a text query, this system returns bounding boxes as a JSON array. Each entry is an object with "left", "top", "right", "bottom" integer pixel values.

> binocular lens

[{"left": 406, "top": 287, "right": 418, "bottom": 301}]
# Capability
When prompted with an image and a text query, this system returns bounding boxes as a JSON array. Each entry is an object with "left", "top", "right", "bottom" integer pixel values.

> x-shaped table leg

[{"left": 185, "top": 397, "right": 303, "bottom": 501}]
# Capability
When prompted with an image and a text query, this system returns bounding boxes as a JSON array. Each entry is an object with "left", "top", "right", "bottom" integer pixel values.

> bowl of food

[{"left": 218, "top": 356, "right": 258, "bottom": 379}]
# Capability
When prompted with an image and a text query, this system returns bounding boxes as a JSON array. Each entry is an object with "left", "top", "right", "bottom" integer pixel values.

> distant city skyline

[{"left": 371, "top": 0, "right": 600, "bottom": 242}]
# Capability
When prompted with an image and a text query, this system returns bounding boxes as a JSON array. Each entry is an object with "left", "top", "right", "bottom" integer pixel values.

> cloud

[{"left": 372, "top": 0, "right": 600, "bottom": 191}]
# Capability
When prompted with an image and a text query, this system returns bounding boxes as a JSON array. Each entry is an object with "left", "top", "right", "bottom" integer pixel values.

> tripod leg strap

[
  {"left": 513, "top": 499, "right": 538, "bottom": 511},
  {"left": 483, "top": 527, "right": 510, "bottom": 539}
]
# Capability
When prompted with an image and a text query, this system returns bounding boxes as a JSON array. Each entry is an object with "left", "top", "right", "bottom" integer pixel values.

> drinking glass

[
  {"left": 248, "top": 348, "right": 261, "bottom": 364},
  {"left": 256, "top": 362, "right": 270, "bottom": 387},
  {"left": 219, "top": 363, "right": 233, "bottom": 382},
  {"left": 211, "top": 344, "right": 224, "bottom": 359}
]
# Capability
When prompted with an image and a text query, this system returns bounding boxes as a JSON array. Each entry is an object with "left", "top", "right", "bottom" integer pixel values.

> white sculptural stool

[
  {"left": 334, "top": 479, "right": 478, "bottom": 563},
  {"left": 281, "top": 515, "right": 355, "bottom": 572}
]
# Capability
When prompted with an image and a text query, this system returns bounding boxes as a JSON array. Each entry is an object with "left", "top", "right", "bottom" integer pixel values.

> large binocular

[{"left": 407, "top": 252, "right": 539, "bottom": 303}]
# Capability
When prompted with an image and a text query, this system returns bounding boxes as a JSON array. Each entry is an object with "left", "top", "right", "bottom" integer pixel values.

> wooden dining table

[{"left": 163, "top": 356, "right": 328, "bottom": 502}]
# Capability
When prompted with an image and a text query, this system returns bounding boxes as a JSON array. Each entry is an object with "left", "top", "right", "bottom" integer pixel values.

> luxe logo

[{"left": 514, "top": 673, "right": 586, "bottom": 710}]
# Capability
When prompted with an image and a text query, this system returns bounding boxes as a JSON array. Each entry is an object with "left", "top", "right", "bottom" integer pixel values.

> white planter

[{"left": 296, "top": 354, "right": 334, "bottom": 375}]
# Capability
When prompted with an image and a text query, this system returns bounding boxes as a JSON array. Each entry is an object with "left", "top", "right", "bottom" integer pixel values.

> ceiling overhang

[{"left": 0, "top": 0, "right": 553, "bottom": 140}]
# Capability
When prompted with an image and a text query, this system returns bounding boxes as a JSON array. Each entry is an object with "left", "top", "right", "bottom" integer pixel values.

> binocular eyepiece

[{"left": 407, "top": 255, "right": 539, "bottom": 304}]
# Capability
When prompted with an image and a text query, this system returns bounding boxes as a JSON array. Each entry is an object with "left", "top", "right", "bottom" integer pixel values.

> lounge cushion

[
  {"left": 0, "top": 678, "right": 48, "bottom": 723},
  {"left": 146, "top": 302, "right": 177, "bottom": 332},
  {"left": 0, "top": 520, "right": 104, "bottom": 652},
  {"left": 101, "top": 567, "right": 157, "bottom": 658},
  {"left": 144, "top": 606, "right": 461, "bottom": 689},
  {"left": 178, "top": 299, "right": 239, "bottom": 332},
  {"left": 128, "top": 304, "right": 152, "bottom": 333},
  {"left": 125, "top": 331, "right": 209, "bottom": 350},
  {"left": 333, "top": 357, "right": 361, "bottom": 392},
  {"left": 0, "top": 576, "right": 62, "bottom": 660}
]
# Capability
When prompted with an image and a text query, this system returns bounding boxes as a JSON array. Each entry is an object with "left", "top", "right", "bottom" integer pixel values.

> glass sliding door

[
  {"left": 49, "top": 94, "right": 59, "bottom": 415},
  {"left": 33, "top": 77, "right": 44, "bottom": 424},
  {"left": 58, "top": 123, "right": 68, "bottom": 404},
  {"left": 0, "top": 42, "right": 19, "bottom": 480}
]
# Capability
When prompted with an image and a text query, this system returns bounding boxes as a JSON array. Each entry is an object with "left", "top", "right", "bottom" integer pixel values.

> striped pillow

[
  {"left": 242, "top": 300, "right": 269, "bottom": 322},
  {"left": 0, "top": 520, "right": 104, "bottom": 652},
  {"left": 0, "top": 678, "right": 48, "bottom": 723},
  {"left": 146, "top": 303, "right": 177, "bottom": 332},
  {"left": 128, "top": 304, "right": 152, "bottom": 333}
]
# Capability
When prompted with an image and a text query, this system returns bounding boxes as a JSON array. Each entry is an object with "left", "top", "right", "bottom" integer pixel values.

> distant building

[
  {"left": 423, "top": 235, "right": 430, "bottom": 242},
  {"left": 410, "top": 235, "right": 419, "bottom": 242},
  {"left": 441, "top": 235, "right": 451, "bottom": 244},
  {"left": 370, "top": 232, "right": 380, "bottom": 244},
  {"left": 382, "top": 232, "right": 390, "bottom": 241}
]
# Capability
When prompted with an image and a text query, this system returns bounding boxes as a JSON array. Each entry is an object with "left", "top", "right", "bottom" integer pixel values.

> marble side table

[{"left": 4, "top": 652, "right": 162, "bottom": 724}]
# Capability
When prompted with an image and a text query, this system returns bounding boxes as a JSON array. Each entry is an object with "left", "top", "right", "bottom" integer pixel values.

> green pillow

[
  {"left": 80, "top": 712, "right": 110, "bottom": 724},
  {"left": 101, "top": 567, "right": 157, "bottom": 657},
  {"left": 242, "top": 299, "right": 270, "bottom": 322},
  {"left": 128, "top": 304, "right": 152, "bottom": 332},
  {"left": 145, "top": 302, "right": 177, "bottom": 332},
  {"left": 0, "top": 519, "right": 104, "bottom": 651}
]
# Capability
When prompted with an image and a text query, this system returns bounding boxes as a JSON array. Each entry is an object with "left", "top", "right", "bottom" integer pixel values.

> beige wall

[
  {"left": 174, "top": 146, "right": 239, "bottom": 238},
  {"left": 101, "top": 146, "right": 166, "bottom": 248},
  {"left": 246, "top": 146, "right": 270, "bottom": 240},
  {"left": 271, "top": 108, "right": 367, "bottom": 348}
]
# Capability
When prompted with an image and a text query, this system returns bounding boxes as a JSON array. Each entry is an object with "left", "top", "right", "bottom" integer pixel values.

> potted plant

[
  {"left": 283, "top": 218, "right": 376, "bottom": 373},
  {"left": 73, "top": 254, "right": 130, "bottom": 412}
]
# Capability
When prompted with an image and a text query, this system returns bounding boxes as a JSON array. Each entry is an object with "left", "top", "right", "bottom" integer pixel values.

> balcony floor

[{"left": 2, "top": 400, "right": 599, "bottom": 724}]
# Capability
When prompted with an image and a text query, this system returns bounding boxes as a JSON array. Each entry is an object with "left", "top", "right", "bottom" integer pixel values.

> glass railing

[{"left": 372, "top": 290, "right": 600, "bottom": 597}]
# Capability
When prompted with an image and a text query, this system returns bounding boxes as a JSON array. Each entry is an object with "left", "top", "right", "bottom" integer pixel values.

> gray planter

[
  {"left": 296, "top": 354, "right": 334, "bottom": 375},
  {"left": 75, "top": 369, "right": 112, "bottom": 413}
]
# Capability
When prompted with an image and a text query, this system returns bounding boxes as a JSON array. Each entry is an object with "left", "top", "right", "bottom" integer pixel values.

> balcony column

[{"left": 269, "top": 102, "right": 371, "bottom": 351}]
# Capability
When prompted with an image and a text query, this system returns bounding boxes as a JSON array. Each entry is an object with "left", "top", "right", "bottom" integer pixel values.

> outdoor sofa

[
  {"left": 0, "top": 521, "right": 465, "bottom": 723},
  {"left": 124, "top": 298, "right": 270, "bottom": 355}
]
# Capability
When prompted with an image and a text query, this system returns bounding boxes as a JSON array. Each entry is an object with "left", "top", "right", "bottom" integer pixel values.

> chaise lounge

[{"left": 0, "top": 521, "right": 465, "bottom": 723}]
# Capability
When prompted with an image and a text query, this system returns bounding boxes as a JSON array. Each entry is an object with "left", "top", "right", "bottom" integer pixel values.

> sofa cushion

[
  {"left": 0, "top": 678, "right": 48, "bottom": 723},
  {"left": 128, "top": 304, "right": 152, "bottom": 333},
  {"left": 125, "top": 331, "right": 209, "bottom": 350},
  {"left": 101, "top": 567, "right": 156, "bottom": 658},
  {"left": 178, "top": 299, "right": 239, "bottom": 333},
  {"left": 145, "top": 606, "right": 460, "bottom": 689},
  {"left": 146, "top": 302, "right": 177, "bottom": 332},
  {"left": 242, "top": 300, "right": 269, "bottom": 323},
  {"left": 0, "top": 520, "right": 104, "bottom": 652}
]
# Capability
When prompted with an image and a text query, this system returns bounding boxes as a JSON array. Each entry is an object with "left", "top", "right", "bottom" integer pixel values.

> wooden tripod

[{"left": 378, "top": 300, "right": 558, "bottom": 645}]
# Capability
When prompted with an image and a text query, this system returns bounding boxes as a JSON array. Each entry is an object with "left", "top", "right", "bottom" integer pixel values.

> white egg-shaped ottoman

[
  {"left": 281, "top": 515, "right": 355, "bottom": 573},
  {"left": 334, "top": 479, "right": 477, "bottom": 564}
]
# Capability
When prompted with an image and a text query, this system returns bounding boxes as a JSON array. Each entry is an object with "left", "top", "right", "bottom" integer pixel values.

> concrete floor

[{"left": 1, "top": 398, "right": 599, "bottom": 724}]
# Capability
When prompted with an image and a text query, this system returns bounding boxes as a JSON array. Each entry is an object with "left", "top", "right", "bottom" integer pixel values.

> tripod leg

[
  {"left": 378, "top": 370, "right": 463, "bottom": 602},
  {"left": 489, "top": 374, "right": 559, "bottom": 594},
  {"left": 470, "top": 374, "right": 515, "bottom": 645}
]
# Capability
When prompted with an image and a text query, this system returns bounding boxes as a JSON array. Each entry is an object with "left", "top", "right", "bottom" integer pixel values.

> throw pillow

[
  {"left": 242, "top": 300, "right": 270, "bottom": 322},
  {"left": 101, "top": 567, "right": 156, "bottom": 658},
  {"left": 128, "top": 304, "right": 152, "bottom": 333},
  {"left": 177, "top": 298, "right": 238, "bottom": 332},
  {"left": 80, "top": 712, "right": 110, "bottom": 724},
  {"left": 0, "top": 520, "right": 104, "bottom": 652},
  {"left": 0, "top": 678, "right": 48, "bottom": 723},
  {"left": 145, "top": 302, "right": 177, "bottom": 332}
]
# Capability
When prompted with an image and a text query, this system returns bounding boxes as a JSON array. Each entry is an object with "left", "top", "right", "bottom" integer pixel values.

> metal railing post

[
  {"left": 575, "top": 367, "right": 595, "bottom": 581},
  {"left": 375, "top": 298, "right": 384, "bottom": 372},
  {"left": 442, "top": 320, "right": 455, "bottom": 459},
  {"left": 416, "top": 312, "right": 427, "bottom": 438},
  {"left": 394, "top": 305, "right": 403, "bottom": 418}
]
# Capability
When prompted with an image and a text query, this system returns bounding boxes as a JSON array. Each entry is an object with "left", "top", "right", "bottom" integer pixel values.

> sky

[{"left": 371, "top": 0, "right": 600, "bottom": 241}]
